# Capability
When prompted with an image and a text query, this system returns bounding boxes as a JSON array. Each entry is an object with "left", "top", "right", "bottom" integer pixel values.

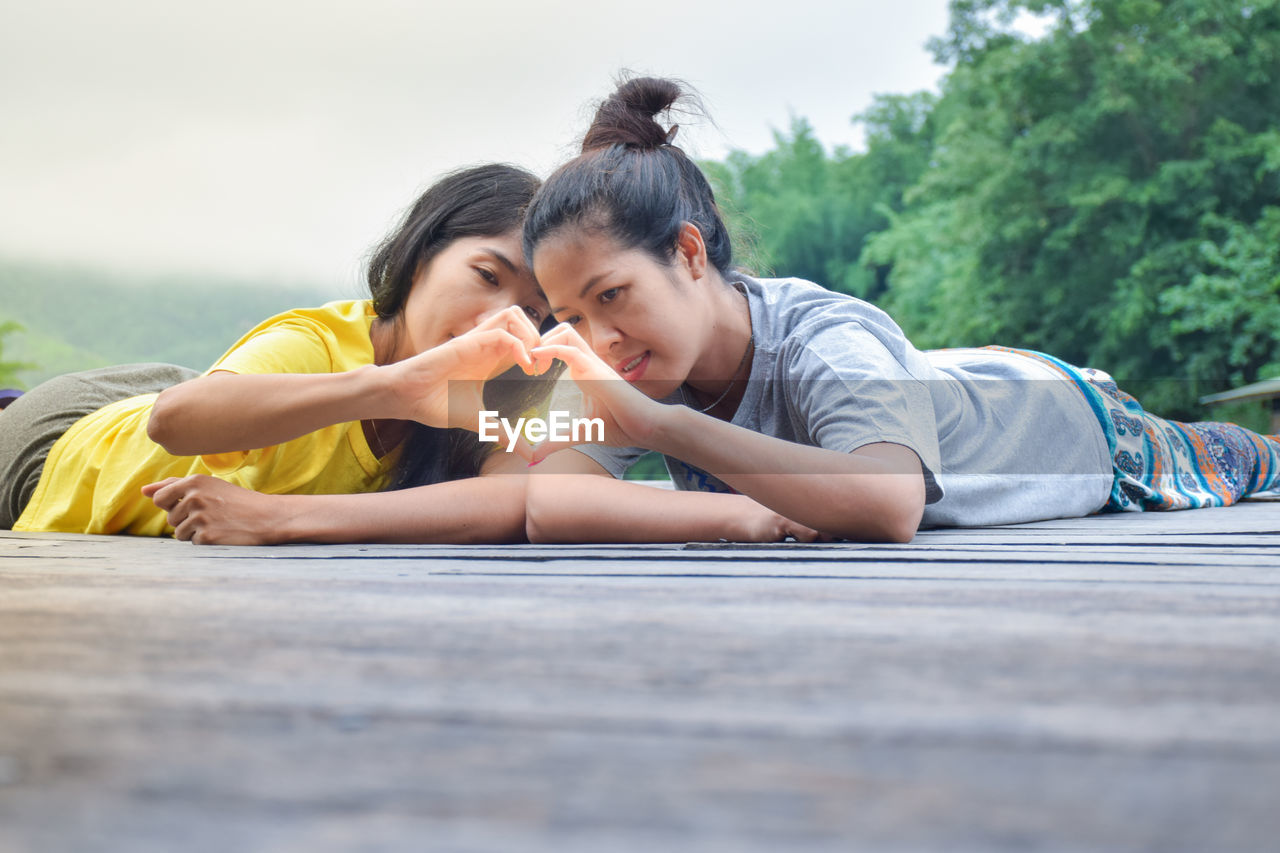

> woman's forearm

[
  {"left": 647, "top": 406, "right": 925, "bottom": 542},
  {"left": 272, "top": 476, "right": 528, "bottom": 544},
  {"left": 528, "top": 330, "right": 924, "bottom": 542},
  {"left": 148, "top": 368, "right": 395, "bottom": 456},
  {"left": 524, "top": 473, "right": 813, "bottom": 544},
  {"left": 147, "top": 472, "right": 528, "bottom": 544}
]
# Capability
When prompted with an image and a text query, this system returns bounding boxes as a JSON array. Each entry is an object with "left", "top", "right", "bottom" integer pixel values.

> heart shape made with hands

[
  {"left": 519, "top": 322, "right": 665, "bottom": 462},
  {"left": 433, "top": 317, "right": 660, "bottom": 463}
]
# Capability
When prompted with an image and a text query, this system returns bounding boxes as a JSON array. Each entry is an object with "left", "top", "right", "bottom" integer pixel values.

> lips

[{"left": 614, "top": 351, "right": 650, "bottom": 383}]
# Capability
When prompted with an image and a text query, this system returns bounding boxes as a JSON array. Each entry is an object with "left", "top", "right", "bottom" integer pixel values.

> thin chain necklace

[
  {"left": 367, "top": 418, "right": 387, "bottom": 458},
  {"left": 680, "top": 337, "right": 754, "bottom": 413},
  {"left": 368, "top": 418, "right": 403, "bottom": 459},
  {"left": 681, "top": 286, "right": 754, "bottom": 414}
]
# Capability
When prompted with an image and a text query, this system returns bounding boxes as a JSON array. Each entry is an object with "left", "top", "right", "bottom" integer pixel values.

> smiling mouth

[{"left": 616, "top": 351, "right": 650, "bottom": 382}]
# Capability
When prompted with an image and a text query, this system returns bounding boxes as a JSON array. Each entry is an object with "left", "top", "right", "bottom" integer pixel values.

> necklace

[
  {"left": 367, "top": 418, "right": 395, "bottom": 458},
  {"left": 680, "top": 335, "right": 754, "bottom": 414}
]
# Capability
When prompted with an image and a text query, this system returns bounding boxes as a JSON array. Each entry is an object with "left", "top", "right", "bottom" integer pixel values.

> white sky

[{"left": 1, "top": 0, "right": 952, "bottom": 290}]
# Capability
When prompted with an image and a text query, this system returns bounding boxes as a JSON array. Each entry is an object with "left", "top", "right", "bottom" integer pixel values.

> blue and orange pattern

[{"left": 985, "top": 347, "right": 1280, "bottom": 512}]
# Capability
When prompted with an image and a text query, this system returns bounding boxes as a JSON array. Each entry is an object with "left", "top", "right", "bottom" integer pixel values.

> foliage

[
  {"left": 869, "top": 0, "right": 1280, "bottom": 416},
  {"left": 711, "top": 0, "right": 1280, "bottom": 420},
  {"left": 623, "top": 451, "right": 671, "bottom": 481},
  {"left": 0, "top": 259, "right": 340, "bottom": 388},
  {"left": 0, "top": 320, "right": 34, "bottom": 388},
  {"left": 704, "top": 92, "right": 937, "bottom": 301}
]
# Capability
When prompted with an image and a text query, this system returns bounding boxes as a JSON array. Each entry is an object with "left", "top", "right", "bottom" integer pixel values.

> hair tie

[{"left": 663, "top": 124, "right": 679, "bottom": 146}]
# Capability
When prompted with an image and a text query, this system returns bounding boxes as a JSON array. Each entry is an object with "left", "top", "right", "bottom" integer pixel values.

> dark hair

[
  {"left": 369, "top": 163, "right": 540, "bottom": 319},
  {"left": 522, "top": 76, "right": 734, "bottom": 276},
  {"left": 365, "top": 163, "right": 549, "bottom": 490}
]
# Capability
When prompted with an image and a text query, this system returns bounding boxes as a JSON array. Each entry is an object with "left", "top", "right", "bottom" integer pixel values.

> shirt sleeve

[
  {"left": 209, "top": 316, "right": 338, "bottom": 377},
  {"left": 199, "top": 315, "right": 343, "bottom": 474},
  {"left": 782, "top": 320, "right": 944, "bottom": 504},
  {"left": 570, "top": 444, "right": 647, "bottom": 479}
]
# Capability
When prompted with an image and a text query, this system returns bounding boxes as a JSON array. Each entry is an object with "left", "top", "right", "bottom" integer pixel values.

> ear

[{"left": 674, "top": 222, "right": 709, "bottom": 282}]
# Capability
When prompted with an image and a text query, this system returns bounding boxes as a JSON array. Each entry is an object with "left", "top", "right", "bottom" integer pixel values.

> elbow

[
  {"left": 835, "top": 479, "right": 925, "bottom": 544},
  {"left": 146, "top": 391, "right": 183, "bottom": 454},
  {"left": 523, "top": 486, "right": 561, "bottom": 544},
  {"left": 881, "top": 507, "right": 922, "bottom": 544},
  {"left": 880, "top": 481, "right": 926, "bottom": 543}
]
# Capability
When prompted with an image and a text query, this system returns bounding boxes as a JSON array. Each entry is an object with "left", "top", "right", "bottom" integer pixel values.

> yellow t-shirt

[{"left": 15, "top": 300, "right": 396, "bottom": 535}]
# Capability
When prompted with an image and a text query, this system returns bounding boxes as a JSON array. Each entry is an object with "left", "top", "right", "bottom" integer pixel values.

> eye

[
  {"left": 523, "top": 305, "right": 543, "bottom": 323},
  {"left": 475, "top": 267, "right": 500, "bottom": 287},
  {"left": 598, "top": 287, "right": 620, "bottom": 304}
]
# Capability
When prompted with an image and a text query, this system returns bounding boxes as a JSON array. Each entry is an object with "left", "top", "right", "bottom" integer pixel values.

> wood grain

[{"left": 2, "top": 504, "right": 1278, "bottom": 851}]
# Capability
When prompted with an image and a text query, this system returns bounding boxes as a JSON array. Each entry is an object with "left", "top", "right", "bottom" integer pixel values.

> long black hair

[
  {"left": 366, "top": 163, "right": 550, "bottom": 489},
  {"left": 522, "top": 77, "right": 734, "bottom": 276}
]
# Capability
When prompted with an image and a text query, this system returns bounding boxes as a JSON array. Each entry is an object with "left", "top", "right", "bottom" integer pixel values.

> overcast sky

[{"left": 1, "top": 0, "right": 953, "bottom": 291}]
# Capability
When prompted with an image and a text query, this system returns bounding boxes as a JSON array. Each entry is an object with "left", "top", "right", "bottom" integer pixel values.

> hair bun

[{"left": 582, "top": 76, "right": 685, "bottom": 152}]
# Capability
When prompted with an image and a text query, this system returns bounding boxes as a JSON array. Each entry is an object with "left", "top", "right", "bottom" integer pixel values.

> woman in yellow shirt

[{"left": 1, "top": 164, "right": 551, "bottom": 542}]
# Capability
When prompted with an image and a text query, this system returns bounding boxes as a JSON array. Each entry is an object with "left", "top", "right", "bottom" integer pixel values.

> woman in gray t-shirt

[{"left": 519, "top": 76, "right": 1280, "bottom": 543}]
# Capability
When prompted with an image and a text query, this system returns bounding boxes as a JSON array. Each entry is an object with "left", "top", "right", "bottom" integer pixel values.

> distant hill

[{"left": 0, "top": 259, "right": 351, "bottom": 388}]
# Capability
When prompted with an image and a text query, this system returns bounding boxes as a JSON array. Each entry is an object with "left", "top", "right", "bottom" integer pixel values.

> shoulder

[
  {"left": 212, "top": 300, "right": 376, "bottom": 374},
  {"left": 253, "top": 300, "right": 375, "bottom": 335},
  {"left": 736, "top": 274, "right": 922, "bottom": 379}
]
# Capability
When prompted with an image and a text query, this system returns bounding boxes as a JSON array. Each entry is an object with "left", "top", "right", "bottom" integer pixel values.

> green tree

[
  {"left": 866, "top": 0, "right": 1280, "bottom": 415},
  {"left": 704, "top": 92, "right": 937, "bottom": 301},
  {"left": 0, "top": 320, "right": 34, "bottom": 388}
]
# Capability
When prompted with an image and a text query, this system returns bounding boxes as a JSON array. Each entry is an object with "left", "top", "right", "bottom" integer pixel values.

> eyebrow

[
  {"left": 549, "top": 272, "right": 610, "bottom": 316},
  {"left": 480, "top": 248, "right": 520, "bottom": 275}
]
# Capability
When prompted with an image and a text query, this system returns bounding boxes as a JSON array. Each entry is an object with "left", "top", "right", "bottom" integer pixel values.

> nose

[{"left": 588, "top": 322, "right": 622, "bottom": 359}]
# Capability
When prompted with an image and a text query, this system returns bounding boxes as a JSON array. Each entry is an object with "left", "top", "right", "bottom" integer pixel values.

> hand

[
  {"left": 383, "top": 305, "right": 542, "bottom": 432},
  {"left": 529, "top": 323, "right": 666, "bottom": 462},
  {"left": 727, "top": 494, "right": 827, "bottom": 543},
  {"left": 142, "top": 475, "right": 288, "bottom": 545}
]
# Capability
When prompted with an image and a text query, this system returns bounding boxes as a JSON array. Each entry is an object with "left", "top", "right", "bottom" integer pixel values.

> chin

[{"left": 633, "top": 376, "right": 683, "bottom": 401}]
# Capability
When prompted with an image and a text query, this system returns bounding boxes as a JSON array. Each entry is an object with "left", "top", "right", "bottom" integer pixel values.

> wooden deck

[{"left": 2, "top": 503, "right": 1279, "bottom": 852}]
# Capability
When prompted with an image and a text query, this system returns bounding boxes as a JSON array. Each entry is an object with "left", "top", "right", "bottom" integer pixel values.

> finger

[
  {"left": 508, "top": 434, "right": 536, "bottom": 463},
  {"left": 538, "top": 322, "right": 595, "bottom": 352},
  {"left": 530, "top": 344, "right": 604, "bottom": 378},
  {"left": 147, "top": 478, "right": 189, "bottom": 512},
  {"left": 786, "top": 522, "right": 822, "bottom": 543},
  {"left": 172, "top": 513, "right": 197, "bottom": 542},
  {"left": 470, "top": 307, "right": 535, "bottom": 354},
  {"left": 141, "top": 477, "right": 180, "bottom": 498},
  {"left": 529, "top": 436, "right": 586, "bottom": 465},
  {"left": 538, "top": 321, "right": 574, "bottom": 341},
  {"left": 501, "top": 332, "right": 536, "bottom": 375},
  {"left": 166, "top": 492, "right": 194, "bottom": 529},
  {"left": 475, "top": 307, "right": 543, "bottom": 359},
  {"left": 531, "top": 347, "right": 562, "bottom": 376},
  {"left": 474, "top": 328, "right": 534, "bottom": 374},
  {"left": 495, "top": 305, "right": 543, "bottom": 351}
]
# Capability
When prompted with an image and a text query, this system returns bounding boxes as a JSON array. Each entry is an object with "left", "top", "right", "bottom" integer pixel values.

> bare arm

[
  {"left": 144, "top": 462, "right": 528, "bottom": 545},
  {"left": 147, "top": 368, "right": 393, "bottom": 456},
  {"left": 148, "top": 306, "right": 540, "bottom": 456},
  {"left": 524, "top": 450, "right": 822, "bottom": 544},
  {"left": 646, "top": 410, "right": 924, "bottom": 543},
  {"left": 532, "top": 328, "right": 926, "bottom": 542}
]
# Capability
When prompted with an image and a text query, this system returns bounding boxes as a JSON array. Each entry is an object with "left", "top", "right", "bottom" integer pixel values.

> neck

[
  {"left": 369, "top": 314, "right": 401, "bottom": 366},
  {"left": 686, "top": 275, "right": 752, "bottom": 397}
]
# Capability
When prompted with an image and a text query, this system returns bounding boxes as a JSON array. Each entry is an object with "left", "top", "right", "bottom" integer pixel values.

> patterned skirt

[{"left": 987, "top": 348, "right": 1280, "bottom": 512}]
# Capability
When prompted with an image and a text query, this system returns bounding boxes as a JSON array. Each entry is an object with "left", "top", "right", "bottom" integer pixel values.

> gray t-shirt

[{"left": 576, "top": 275, "right": 1113, "bottom": 528}]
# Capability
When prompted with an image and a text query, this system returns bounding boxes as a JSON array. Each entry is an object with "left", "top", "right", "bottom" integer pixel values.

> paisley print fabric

[{"left": 983, "top": 347, "right": 1280, "bottom": 512}]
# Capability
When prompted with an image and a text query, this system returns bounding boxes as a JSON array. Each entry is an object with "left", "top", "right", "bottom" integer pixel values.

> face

[
  {"left": 392, "top": 231, "right": 548, "bottom": 361},
  {"left": 533, "top": 228, "right": 711, "bottom": 399}
]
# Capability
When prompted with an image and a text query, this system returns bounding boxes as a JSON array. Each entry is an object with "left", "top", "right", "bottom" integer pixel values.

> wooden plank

[{"left": 2, "top": 508, "right": 1279, "bottom": 851}]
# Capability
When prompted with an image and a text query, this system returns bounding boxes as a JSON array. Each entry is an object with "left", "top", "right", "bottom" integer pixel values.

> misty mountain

[{"left": 0, "top": 259, "right": 348, "bottom": 388}]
